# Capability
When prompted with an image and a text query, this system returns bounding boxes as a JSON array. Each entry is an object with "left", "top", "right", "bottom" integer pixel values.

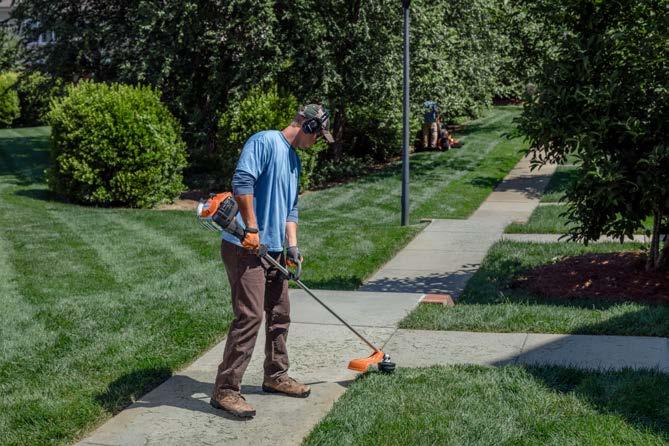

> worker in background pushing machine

[
  {"left": 210, "top": 103, "right": 334, "bottom": 418},
  {"left": 422, "top": 100, "right": 440, "bottom": 150}
]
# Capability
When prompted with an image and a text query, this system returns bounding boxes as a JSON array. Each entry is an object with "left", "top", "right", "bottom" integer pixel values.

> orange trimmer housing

[
  {"left": 348, "top": 351, "right": 386, "bottom": 372},
  {"left": 199, "top": 192, "right": 232, "bottom": 218}
]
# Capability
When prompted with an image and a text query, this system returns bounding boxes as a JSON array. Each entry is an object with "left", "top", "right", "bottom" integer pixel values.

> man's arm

[
  {"left": 286, "top": 221, "right": 298, "bottom": 247},
  {"left": 235, "top": 194, "right": 258, "bottom": 229}
]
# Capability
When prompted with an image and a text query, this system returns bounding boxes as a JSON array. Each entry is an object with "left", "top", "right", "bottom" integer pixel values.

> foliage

[
  {"left": 491, "top": 0, "right": 560, "bottom": 99},
  {"left": 276, "top": 0, "right": 404, "bottom": 160},
  {"left": 13, "top": 0, "right": 282, "bottom": 160},
  {"left": 215, "top": 83, "right": 329, "bottom": 191},
  {"left": 14, "top": 0, "right": 550, "bottom": 178},
  {"left": 516, "top": 0, "right": 669, "bottom": 271},
  {"left": 46, "top": 81, "right": 187, "bottom": 208},
  {"left": 309, "top": 156, "right": 375, "bottom": 189},
  {"left": 13, "top": 71, "right": 64, "bottom": 127},
  {"left": 0, "top": 71, "right": 20, "bottom": 127},
  {"left": 0, "top": 25, "right": 23, "bottom": 71}
]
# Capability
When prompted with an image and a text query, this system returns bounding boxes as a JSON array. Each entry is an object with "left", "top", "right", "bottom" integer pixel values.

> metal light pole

[{"left": 401, "top": 0, "right": 410, "bottom": 226}]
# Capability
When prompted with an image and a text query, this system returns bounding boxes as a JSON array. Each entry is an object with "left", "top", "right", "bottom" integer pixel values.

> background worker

[
  {"left": 422, "top": 100, "right": 440, "bottom": 150},
  {"left": 210, "top": 104, "right": 334, "bottom": 418}
]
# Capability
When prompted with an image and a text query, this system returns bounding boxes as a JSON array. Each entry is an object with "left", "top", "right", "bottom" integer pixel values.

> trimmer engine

[{"left": 196, "top": 192, "right": 245, "bottom": 239}]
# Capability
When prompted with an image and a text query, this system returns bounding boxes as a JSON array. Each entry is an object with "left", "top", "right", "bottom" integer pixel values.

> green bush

[
  {"left": 14, "top": 71, "right": 64, "bottom": 127},
  {"left": 216, "top": 85, "right": 300, "bottom": 187},
  {"left": 47, "top": 81, "right": 187, "bottom": 208},
  {"left": 0, "top": 71, "right": 20, "bottom": 127}
]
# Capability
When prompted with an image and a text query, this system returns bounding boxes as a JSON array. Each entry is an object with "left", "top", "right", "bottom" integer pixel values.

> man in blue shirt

[{"left": 211, "top": 104, "right": 334, "bottom": 418}]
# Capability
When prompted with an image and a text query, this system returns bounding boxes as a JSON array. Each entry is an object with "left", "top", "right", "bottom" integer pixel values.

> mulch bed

[{"left": 512, "top": 251, "right": 669, "bottom": 304}]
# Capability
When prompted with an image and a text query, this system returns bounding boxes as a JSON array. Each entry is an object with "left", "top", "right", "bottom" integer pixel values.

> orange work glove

[{"left": 241, "top": 227, "right": 259, "bottom": 251}]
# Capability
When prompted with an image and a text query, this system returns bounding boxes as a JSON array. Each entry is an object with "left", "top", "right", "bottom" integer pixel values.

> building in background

[{"left": 0, "top": 0, "right": 14, "bottom": 22}]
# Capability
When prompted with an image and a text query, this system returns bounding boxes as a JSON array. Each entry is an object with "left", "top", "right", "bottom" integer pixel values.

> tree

[
  {"left": 13, "top": 0, "right": 282, "bottom": 160},
  {"left": 0, "top": 25, "right": 24, "bottom": 71},
  {"left": 517, "top": 0, "right": 669, "bottom": 271}
]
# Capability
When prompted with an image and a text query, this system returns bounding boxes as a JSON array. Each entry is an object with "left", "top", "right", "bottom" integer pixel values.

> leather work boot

[
  {"left": 262, "top": 375, "right": 311, "bottom": 398},
  {"left": 210, "top": 388, "right": 256, "bottom": 418}
]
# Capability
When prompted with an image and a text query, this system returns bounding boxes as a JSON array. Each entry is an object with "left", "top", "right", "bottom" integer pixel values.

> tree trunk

[
  {"left": 646, "top": 209, "right": 663, "bottom": 271},
  {"left": 330, "top": 106, "right": 346, "bottom": 160},
  {"left": 658, "top": 235, "right": 669, "bottom": 270}
]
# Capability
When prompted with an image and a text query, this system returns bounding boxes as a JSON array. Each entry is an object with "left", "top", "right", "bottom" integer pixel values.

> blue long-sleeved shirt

[{"left": 221, "top": 130, "right": 300, "bottom": 252}]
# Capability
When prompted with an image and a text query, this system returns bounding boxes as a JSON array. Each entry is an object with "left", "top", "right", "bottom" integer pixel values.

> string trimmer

[{"left": 197, "top": 192, "right": 396, "bottom": 374}]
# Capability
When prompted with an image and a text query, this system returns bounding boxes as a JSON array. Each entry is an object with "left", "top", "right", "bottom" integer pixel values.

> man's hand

[
  {"left": 242, "top": 228, "right": 259, "bottom": 251},
  {"left": 286, "top": 246, "right": 303, "bottom": 267}
]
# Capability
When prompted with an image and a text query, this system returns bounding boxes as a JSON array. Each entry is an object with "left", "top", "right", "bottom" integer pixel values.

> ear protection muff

[{"left": 301, "top": 110, "right": 330, "bottom": 134}]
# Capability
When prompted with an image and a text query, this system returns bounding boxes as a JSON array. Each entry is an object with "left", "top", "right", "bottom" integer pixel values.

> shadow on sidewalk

[
  {"left": 95, "top": 368, "right": 344, "bottom": 421},
  {"left": 360, "top": 266, "right": 479, "bottom": 295}
]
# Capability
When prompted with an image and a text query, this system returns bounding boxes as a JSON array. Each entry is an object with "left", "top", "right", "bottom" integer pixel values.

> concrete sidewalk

[
  {"left": 76, "top": 290, "right": 421, "bottom": 446},
  {"left": 386, "top": 330, "right": 669, "bottom": 373},
  {"left": 361, "top": 156, "right": 557, "bottom": 296}
]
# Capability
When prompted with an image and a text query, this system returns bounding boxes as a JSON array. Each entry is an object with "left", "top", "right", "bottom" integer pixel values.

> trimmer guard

[{"left": 348, "top": 351, "right": 385, "bottom": 372}]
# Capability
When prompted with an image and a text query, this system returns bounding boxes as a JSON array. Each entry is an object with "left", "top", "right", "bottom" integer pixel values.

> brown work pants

[
  {"left": 214, "top": 240, "right": 290, "bottom": 393},
  {"left": 422, "top": 122, "right": 438, "bottom": 149}
]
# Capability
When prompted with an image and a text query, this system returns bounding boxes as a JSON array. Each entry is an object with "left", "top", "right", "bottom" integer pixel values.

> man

[
  {"left": 422, "top": 100, "right": 439, "bottom": 150},
  {"left": 210, "top": 103, "right": 334, "bottom": 418}
]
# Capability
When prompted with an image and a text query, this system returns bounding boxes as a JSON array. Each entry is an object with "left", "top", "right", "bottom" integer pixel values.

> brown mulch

[{"left": 512, "top": 251, "right": 669, "bottom": 305}]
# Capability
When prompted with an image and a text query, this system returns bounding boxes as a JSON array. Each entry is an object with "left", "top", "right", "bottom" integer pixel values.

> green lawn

[
  {"left": 540, "top": 165, "right": 578, "bottom": 203},
  {"left": 304, "top": 365, "right": 669, "bottom": 446},
  {"left": 401, "top": 241, "right": 669, "bottom": 336},
  {"left": 505, "top": 204, "right": 574, "bottom": 234},
  {"left": 505, "top": 205, "right": 654, "bottom": 234},
  {"left": 0, "top": 107, "right": 526, "bottom": 446}
]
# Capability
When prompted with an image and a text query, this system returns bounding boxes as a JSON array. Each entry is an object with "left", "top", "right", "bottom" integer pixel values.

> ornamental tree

[{"left": 517, "top": 0, "right": 668, "bottom": 271}]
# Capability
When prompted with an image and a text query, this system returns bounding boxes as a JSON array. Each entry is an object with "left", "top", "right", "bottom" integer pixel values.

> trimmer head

[{"left": 348, "top": 351, "right": 396, "bottom": 373}]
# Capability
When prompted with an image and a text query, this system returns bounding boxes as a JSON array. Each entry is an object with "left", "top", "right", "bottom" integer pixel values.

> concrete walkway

[
  {"left": 77, "top": 156, "right": 667, "bottom": 446},
  {"left": 361, "top": 156, "right": 556, "bottom": 297}
]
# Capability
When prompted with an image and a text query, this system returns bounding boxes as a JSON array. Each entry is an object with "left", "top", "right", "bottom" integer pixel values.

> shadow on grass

[
  {"left": 520, "top": 365, "right": 669, "bottom": 441},
  {"left": 542, "top": 167, "right": 579, "bottom": 197},
  {"left": 14, "top": 187, "right": 56, "bottom": 202},
  {"left": 299, "top": 276, "right": 363, "bottom": 291},
  {"left": 0, "top": 136, "right": 50, "bottom": 185}
]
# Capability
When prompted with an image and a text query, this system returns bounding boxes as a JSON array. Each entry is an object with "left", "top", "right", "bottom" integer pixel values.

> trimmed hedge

[
  {"left": 47, "top": 81, "right": 187, "bottom": 208},
  {"left": 0, "top": 71, "right": 20, "bottom": 127}
]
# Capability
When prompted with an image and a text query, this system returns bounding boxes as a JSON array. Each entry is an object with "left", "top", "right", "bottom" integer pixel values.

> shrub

[
  {"left": 0, "top": 71, "right": 20, "bottom": 127},
  {"left": 14, "top": 71, "right": 64, "bottom": 127},
  {"left": 216, "top": 85, "right": 299, "bottom": 187},
  {"left": 47, "top": 81, "right": 187, "bottom": 208}
]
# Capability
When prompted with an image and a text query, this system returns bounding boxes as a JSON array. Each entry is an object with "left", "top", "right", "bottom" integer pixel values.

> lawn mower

[{"left": 197, "top": 192, "right": 396, "bottom": 374}]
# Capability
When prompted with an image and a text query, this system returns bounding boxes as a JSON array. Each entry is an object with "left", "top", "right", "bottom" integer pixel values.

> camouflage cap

[{"left": 299, "top": 104, "right": 334, "bottom": 143}]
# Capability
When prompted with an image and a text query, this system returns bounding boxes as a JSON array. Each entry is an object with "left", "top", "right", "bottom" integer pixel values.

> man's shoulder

[{"left": 248, "top": 130, "right": 284, "bottom": 145}]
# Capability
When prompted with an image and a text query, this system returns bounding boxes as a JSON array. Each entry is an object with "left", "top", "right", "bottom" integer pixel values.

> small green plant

[
  {"left": 0, "top": 71, "right": 20, "bottom": 127},
  {"left": 47, "top": 81, "right": 187, "bottom": 208}
]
